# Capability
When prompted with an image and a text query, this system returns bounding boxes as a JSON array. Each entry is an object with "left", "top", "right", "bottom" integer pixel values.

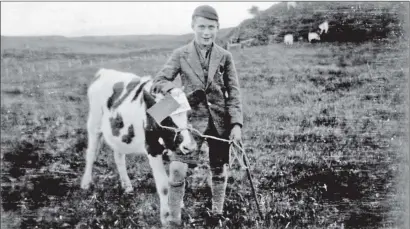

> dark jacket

[{"left": 152, "top": 40, "right": 243, "bottom": 137}]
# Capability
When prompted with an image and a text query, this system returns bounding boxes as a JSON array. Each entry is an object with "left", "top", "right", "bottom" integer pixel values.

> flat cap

[{"left": 192, "top": 5, "right": 218, "bottom": 21}]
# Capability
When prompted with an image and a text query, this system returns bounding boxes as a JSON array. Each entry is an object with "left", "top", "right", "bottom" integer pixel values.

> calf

[
  {"left": 81, "top": 68, "right": 197, "bottom": 226},
  {"left": 284, "top": 34, "right": 294, "bottom": 45}
]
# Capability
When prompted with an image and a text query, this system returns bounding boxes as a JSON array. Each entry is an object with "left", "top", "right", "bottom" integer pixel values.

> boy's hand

[{"left": 229, "top": 124, "right": 242, "bottom": 143}]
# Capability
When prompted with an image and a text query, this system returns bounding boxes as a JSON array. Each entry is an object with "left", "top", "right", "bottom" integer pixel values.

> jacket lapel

[
  {"left": 184, "top": 41, "right": 206, "bottom": 85},
  {"left": 207, "top": 45, "right": 223, "bottom": 87}
]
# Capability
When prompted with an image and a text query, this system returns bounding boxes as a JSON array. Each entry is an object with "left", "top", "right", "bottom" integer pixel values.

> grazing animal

[
  {"left": 81, "top": 68, "right": 197, "bottom": 226},
  {"left": 319, "top": 21, "right": 329, "bottom": 34},
  {"left": 284, "top": 34, "right": 294, "bottom": 45},
  {"left": 308, "top": 32, "right": 321, "bottom": 42}
]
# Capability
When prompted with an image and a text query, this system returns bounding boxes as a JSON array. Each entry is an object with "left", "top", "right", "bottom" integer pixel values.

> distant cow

[
  {"left": 287, "top": 1, "right": 297, "bottom": 10},
  {"left": 284, "top": 34, "right": 294, "bottom": 45},
  {"left": 81, "top": 68, "right": 197, "bottom": 226},
  {"left": 308, "top": 32, "right": 321, "bottom": 42},
  {"left": 319, "top": 21, "right": 329, "bottom": 34}
]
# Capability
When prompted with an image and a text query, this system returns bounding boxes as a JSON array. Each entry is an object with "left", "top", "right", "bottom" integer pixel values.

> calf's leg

[
  {"left": 168, "top": 161, "right": 188, "bottom": 226},
  {"left": 81, "top": 102, "right": 103, "bottom": 190},
  {"left": 148, "top": 154, "right": 170, "bottom": 226},
  {"left": 113, "top": 151, "right": 133, "bottom": 193}
]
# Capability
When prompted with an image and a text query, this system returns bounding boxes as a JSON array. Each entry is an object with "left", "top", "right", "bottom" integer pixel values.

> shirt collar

[{"left": 194, "top": 40, "right": 213, "bottom": 53}]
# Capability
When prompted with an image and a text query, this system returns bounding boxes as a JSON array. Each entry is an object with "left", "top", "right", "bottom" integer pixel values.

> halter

[
  {"left": 157, "top": 123, "right": 247, "bottom": 168},
  {"left": 157, "top": 123, "right": 191, "bottom": 143}
]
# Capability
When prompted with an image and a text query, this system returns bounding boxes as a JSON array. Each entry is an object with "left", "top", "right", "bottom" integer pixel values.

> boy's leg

[{"left": 206, "top": 125, "right": 230, "bottom": 215}]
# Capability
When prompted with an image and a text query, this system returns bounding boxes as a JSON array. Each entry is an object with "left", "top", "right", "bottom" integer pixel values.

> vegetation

[
  {"left": 225, "top": 2, "right": 408, "bottom": 44},
  {"left": 1, "top": 37, "right": 408, "bottom": 228},
  {"left": 1, "top": 2, "right": 409, "bottom": 228}
]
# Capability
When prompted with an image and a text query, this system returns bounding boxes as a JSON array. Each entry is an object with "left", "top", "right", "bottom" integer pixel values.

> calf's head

[{"left": 143, "top": 88, "right": 197, "bottom": 155}]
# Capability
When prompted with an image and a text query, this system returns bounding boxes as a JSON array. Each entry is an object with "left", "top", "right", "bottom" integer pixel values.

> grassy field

[{"left": 1, "top": 38, "right": 409, "bottom": 229}]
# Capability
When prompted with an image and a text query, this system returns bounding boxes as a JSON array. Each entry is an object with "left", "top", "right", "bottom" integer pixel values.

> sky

[{"left": 1, "top": 2, "right": 277, "bottom": 37}]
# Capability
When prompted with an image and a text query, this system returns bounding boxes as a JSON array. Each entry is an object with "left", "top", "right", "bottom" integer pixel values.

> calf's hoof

[
  {"left": 161, "top": 207, "right": 170, "bottom": 226},
  {"left": 123, "top": 185, "right": 134, "bottom": 193},
  {"left": 81, "top": 176, "right": 92, "bottom": 190}
]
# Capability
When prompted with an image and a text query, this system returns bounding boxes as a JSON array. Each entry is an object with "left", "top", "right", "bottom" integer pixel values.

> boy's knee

[{"left": 211, "top": 164, "right": 228, "bottom": 180}]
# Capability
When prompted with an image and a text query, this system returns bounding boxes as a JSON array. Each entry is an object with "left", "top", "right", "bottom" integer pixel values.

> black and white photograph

[{"left": 1, "top": 1, "right": 409, "bottom": 228}]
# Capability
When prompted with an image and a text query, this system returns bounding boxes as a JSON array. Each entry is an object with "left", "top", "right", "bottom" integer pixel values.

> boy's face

[{"left": 191, "top": 16, "right": 219, "bottom": 46}]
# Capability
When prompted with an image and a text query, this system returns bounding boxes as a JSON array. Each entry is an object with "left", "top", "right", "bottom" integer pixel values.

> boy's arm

[
  {"left": 223, "top": 52, "right": 243, "bottom": 128},
  {"left": 152, "top": 49, "right": 181, "bottom": 94}
]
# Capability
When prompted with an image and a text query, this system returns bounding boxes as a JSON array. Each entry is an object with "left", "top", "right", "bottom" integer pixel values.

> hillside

[
  {"left": 224, "top": 2, "right": 408, "bottom": 43},
  {"left": 1, "top": 2, "right": 407, "bottom": 56},
  {"left": 0, "top": 27, "right": 233, "bottom": 57}
]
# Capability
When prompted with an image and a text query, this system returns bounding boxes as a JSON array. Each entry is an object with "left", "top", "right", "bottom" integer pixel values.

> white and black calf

[{"left": 81, "top": 68, "right": 197, "bottom": 226}]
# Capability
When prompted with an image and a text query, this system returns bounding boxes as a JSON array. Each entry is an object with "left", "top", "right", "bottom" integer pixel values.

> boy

[{"left": 152, "top": 5, "right": 243, "bottom": 226}]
